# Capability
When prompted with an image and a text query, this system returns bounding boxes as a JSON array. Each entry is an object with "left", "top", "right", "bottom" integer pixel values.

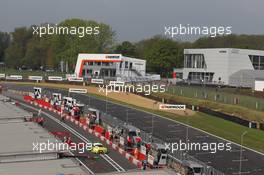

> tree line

[{"left": 1, "top": 18, "right": 264, "bottom": 77}]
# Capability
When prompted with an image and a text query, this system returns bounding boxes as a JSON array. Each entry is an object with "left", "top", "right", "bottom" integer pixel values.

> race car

[{"left": 90, "top": 143, "right": 108, "bottom": 154}]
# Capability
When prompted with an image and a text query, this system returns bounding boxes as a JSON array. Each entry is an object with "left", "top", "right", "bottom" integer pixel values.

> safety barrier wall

[
  {"left": 99, "top": 110, "right": 225, "bottom": 175},
  {"left": 7, "top": 88, "right": 227, "bottom": 174},
  {"left": 21, "top": 95, "right": 143, "bottom": 170},
  {"left": 137, "top": 92, "right": 262, "bottom": 131}
]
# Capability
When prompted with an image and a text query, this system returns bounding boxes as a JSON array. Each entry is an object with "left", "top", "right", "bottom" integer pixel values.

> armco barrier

[
  {"left": 12, "top": 89, "right": 224, "bottom": 174},
  {"left": 141, "top": 93, "right": 261, "bottom": 131},
  {"left": 22, "top": 96, "right": 143, "bottom": 170},
  {"left": 100, "top": 111, "right": 225, "bottom": 175},
  {"left": 198, "top": 107, "right": 250, "bottom": 127}
]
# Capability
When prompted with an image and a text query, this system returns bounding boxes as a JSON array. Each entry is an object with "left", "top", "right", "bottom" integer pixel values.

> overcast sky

[{"left": 1, "top": 0, "right": 264, "bottom": 42}]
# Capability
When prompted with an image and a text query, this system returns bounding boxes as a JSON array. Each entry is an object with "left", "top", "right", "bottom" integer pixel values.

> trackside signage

[
  {"left": 91, "top": 79, "right": 104, "bottom": 84},
  {"left": 48, "top": 76, "right": 63, "bottom": 81},
  {"left": 28, "top": 76, "right": 43, "bottom": 81},
  {"left": 68, "top": 77, "right": 83, "bottom": 82},
  {"left": 6, "top": 75, "right": 23, "bottom": 80},
  {"left": 147, "top": 154, "right": 155, "bottom": 166},
  {"left": 0, "top": 74, "right": 5, "bottom": 78},
  {"left": 69, "top": 88, "right": 87, "bottom": 94},
  {"left": 109, "top": 81, "right": 125, "bottom": 86},
  {"left": 159, "top": 104, "right": 186, "bottom": 110}
]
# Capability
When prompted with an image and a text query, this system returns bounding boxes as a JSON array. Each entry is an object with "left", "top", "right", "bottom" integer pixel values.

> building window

[
  {"left": 88, "top": 62, "right": 93, "bottom": 66},
  {"left": 102, "top": 62, "right": 110, "bottom": 66},
  {"left": 249, "top": 55, "right": 264, "bottom": 70},
  {"left": 110, "top": 69, "right": 116, "bottom": 77},
  {"left": 260, "top": 56, "right": 264, "bottom": 70},
  {"left": 119, "top": 61, "right": 123, "bottom": 68},
  {"left": 187, "top": 72, "right": 214, "bottom": 82},
  {"left": 125, "top": 61, "right": 128, "bottom": 68},
  {"left": 184, "top": 54, "right": 206, "bottom": 68}
]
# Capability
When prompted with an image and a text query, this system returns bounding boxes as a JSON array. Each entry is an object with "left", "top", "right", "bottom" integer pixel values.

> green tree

[
  {"left": 51, "top": 18, "right": 116, "bottom": 70},
  {"left": 4, "top": 43, "right": 24, "bottom": 68},
  {"left": 135, "top": 36, "right": 183, "bottom": 77},
  {"left": 0, "top": 31, "right": 10, "bottom": 62},
  {"left": 193, "top": 34, "right": 264, "bottom": 50},
  {"left": 115, "top": 41, "right": 136, "bottom": 57},
  {"left": 5, "top": 27, "right": 32, "bottom": 68}
]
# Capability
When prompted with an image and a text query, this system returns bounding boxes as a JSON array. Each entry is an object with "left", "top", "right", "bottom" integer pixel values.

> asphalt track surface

[
  {"left": 4, "top": 83, "right": 264, "bottom": 175},
  {"left": 5, "top": 91, "right": 137, "bottom": 174}
]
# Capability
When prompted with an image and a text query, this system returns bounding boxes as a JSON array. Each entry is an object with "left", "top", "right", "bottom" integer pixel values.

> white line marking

[
  {"left": 19, "top": 101, "right": 126, "bottom": 173},
  {"left": 86, "top": 94, "right": 264, "bottom": 156}
]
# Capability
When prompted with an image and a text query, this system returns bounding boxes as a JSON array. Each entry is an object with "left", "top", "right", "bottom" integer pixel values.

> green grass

[
  {"left": 161, "top": 90, "right": 264, "bottom": 122},
  {"left": 5, "top": 82, "right": 264, "bottom": 153},
  {"left": 167, "top": 86, "right": 264, "bottom": 111},
  {"left": 89, "top": 92, "right": 264, "bottom": 154}
]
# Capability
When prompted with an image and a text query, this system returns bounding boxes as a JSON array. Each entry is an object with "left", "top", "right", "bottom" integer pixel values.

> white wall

[
  {"left": 183, "top": 49, "right": 229, "bottom": 84},
  {"left": 183, "top": 48, "right": 264, "bottom": 85},
  {"left": 116, "top": 56, "right": 146, "bottom": 77},
  {"left": 255, "top": 80, "right": 264, "bottom": 91}
]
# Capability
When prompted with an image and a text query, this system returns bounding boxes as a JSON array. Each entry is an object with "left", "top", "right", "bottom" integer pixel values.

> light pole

[
  {"left": 239, "top": 131, "right": 248, "bottom": 175},
  {"left": 126, "top": 92, "right": 129, "bottom": 123},
  {"left": 105, "top": 93, "right": 108, "bottom": 114},
  {"left": 202, "top": 65, "right": 207, "bottom": 99},
  {"left": 151, "top": 102, "right": 155, "bottom": 135},
  {"left": 186, "top": 116, "right": 189, "bottom": 144}
]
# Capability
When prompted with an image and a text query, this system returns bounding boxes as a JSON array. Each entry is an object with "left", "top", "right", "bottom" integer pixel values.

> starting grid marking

[{"left": 26, "top": 99, "right": 143, "bottom": 169}]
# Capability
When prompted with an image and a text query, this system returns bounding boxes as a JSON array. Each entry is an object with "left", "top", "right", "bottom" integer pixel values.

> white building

[
  {"left": 74, "top": 54, "right": 160, "bottom": 81},
  {"left": 175, "top": 48, "right": 264, "bottom": 89}
]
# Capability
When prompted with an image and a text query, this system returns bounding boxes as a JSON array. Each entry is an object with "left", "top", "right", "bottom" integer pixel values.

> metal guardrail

[
  {"left": 97, "top": 110, "right": 225, "bottom": 175},
  {"left": 6, "top": 84, "right": 226, "bottom": 174}
]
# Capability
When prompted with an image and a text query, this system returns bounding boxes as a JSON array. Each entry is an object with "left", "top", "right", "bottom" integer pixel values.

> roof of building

[
  {"left": 122, "top": 56, "right": 146, "bottom": 62},
  {"left": 0, "top": 95, "right": 32, "bottom": 121},
  {"left": 0, "top": 94, "right": 87, "bottom": 175},
  {"left": 0, "top": 158, "right": 87, "bottom": 175},
  {"left": 0, "top": 122, "right": 60, "bottom": 154}
]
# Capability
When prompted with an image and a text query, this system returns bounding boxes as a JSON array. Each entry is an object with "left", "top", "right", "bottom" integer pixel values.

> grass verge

[
  {"left": 154, "top": 92, "right": 264, "bottom": 122},
  {"left": 3, "top": 81, "right": 264, "bottom": 154},
  {"left": 90, "top": 93, "right": 264, "bottom": 154}
]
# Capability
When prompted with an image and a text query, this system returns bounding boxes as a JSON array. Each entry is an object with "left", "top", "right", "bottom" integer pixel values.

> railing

[{"left": 98, "top": 110, "right": 225, "bottom": 175}]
